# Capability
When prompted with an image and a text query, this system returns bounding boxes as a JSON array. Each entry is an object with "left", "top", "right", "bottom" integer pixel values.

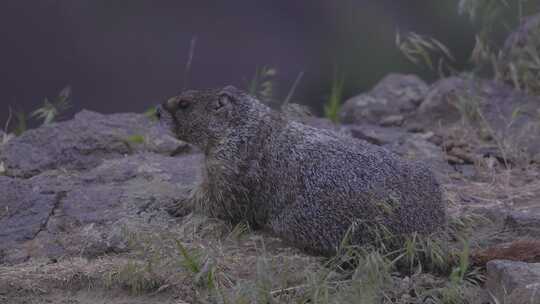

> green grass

[
  {"left": 100, "top": 210, "right": 488, "bottom": 304},
  {"left": 124, "top": 134, "right": 145, "bottom": 145},
  {"left": 105, "top": 260, "right": 164, "bottom": 295},
  {"left": 324, "top": 72, "right": 345, "bottom": 123},
  {"left": 144, "top": 107, "right": 158, "bottom": 121}
]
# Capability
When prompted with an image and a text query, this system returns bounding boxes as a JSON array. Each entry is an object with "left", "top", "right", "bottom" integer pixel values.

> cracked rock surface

[
  {"left": 0, "top": 110, "right": 187, "bottom": 178},
  {"left": 0, "top": 110, "right": 201, "bottom": 264},
  {"left": 0, "top": 153, "right": 202, "bottom": 264},
  {"left": 487, "top": 260, "right": 540, "bottom": 304}
]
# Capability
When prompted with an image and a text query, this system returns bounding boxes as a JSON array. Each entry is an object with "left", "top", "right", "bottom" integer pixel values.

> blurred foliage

[
  {"left": 2, "top": 107, "right": 27, "bottom": 139},
  {"left": 324, "top": 71, "right": 345, "bottom": 123},
  {"left": 31, "top": 86, "right": 72, "bottom": 125},
  {"left": 13, "top": 111, "right": 28, "bottom": 136},
  {"left": 248, "top": 66, "right": 278, "bottom": 105},
  {"left": 396, "top": 31, "right": 456, "bottom": 77},
  {"left": 144, "top": 107, "right": 158, "bottom": 121},
  {"left": 397, "top": 0, "right": 540, "bottom": 94},
  {"left": 498, "top": 25, "right": 540, "bottom": 94},
  {"left": 125, "top": 134, "right": 145, "bottom": 145}
]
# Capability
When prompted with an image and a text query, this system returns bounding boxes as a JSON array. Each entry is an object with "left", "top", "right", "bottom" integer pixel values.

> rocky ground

[{"left": 1, "top": 74, "right": 540, "bottom": 304}]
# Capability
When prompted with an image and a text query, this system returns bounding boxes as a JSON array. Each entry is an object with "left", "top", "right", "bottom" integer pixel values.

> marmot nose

[
  {"left": 165, "top": 97, "right": 178, "bottom": 110},
  {"left": 155, "top": 106, "right": 162, "bottom": 120}
]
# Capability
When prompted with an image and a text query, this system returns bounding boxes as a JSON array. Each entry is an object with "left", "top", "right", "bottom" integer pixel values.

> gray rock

[
  {"left": 0, "top": 153, "right": 202, "bottom": 264},
  {"left": 340, "top": 74, "right": 429, "bottom": 125},
  {"left": 344, "top": 124, "right": 407, "bottom": 146},
  {"left": 380, "top": 114, "right": 405, "bottom": 127},
  {"left": 415, "top": 77, "right": 469, "bottom": 126},
  {"left": 487, "top": 260, "right": 540, "bottom": 304},
  {"left": 282, "top": 103, "right": 340, "bottom": 131},
  {"left": 343, "top": 124, "right": 453, "bottom": 180},
  {"left": 0, "top": 176, "right": 59, "bottom": 264},
  {"left": 388, "top": 133, "right": 453, "bottom": 180},
  {"left": 0, "top": 110, "right": 187, "bottom": 177},
  {"left": 505, "top": 209, "right": 540, "bottom": 236},
  {"left": 415, "top": 76, "right": 540, "bottom": 163}
]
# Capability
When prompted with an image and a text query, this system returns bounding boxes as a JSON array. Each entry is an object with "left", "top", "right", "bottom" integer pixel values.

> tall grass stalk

[{"left": 324, "top": 72, "right": 345, "bottom": 123}]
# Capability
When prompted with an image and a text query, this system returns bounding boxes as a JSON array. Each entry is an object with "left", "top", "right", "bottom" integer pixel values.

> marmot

[{"left": 157, "top": 86, "right": 445, "bottom": 255}]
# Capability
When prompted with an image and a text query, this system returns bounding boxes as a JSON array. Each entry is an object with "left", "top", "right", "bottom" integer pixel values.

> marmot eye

[{"left": 177, "top": 99, "right": 190, "bottom": 110}]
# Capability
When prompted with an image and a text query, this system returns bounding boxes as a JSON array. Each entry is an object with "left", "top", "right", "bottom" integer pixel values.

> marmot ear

[
  {"left": 215, "top": 86, "right": 237, "bottom": 112},
  {"left": 220, "top": 85, "right": 238, "bottom": 95}
]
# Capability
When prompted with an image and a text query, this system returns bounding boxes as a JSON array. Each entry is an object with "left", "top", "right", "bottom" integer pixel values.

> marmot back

[{"left": 157, "top": 86, "right": 446, "bottom": 255}]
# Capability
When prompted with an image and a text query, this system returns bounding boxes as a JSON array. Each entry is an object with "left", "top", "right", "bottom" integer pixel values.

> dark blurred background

[{"left": 0, "top": 0, "right": 483, "bottom": 125}]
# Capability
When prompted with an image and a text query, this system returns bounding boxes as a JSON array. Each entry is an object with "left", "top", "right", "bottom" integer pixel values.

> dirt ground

[{"left": 2, "top": 162, "right": 539, "bottom": 304}]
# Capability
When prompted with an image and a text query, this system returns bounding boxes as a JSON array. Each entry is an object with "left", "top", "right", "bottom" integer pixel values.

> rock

[
  {"left": 380, "top": 115, "right": 405, "bottom": 127},
  {"left": 343, "top": 124, "right": 453, "bottom": 179},
  {"left": 340, "top": 74, "right": 429, "bottom": 125},
  {"left": 505, "top": 210, "right": 540, "bottom": 235},
  {"left": 388, "top": 133, "right": 453, "bottom": 179},
  {"left": 0, "top": 176, "right": 59, "bottom": 264},
  {"left": 454, "top": 164, "right": 476, "bottom": 179},
  {"left": 486, "top": 260, "right": 540, "bottom": 304},
  {"left": 0, "top": 153, "right": 202, "bottom": 264},
  {"left": 0, "top": 110, "right": 187, "bottom": 177},
  {"left": 415, "top": 77, "right": 471, "bottom": 126},
  {"left": 415, "top": 76, "right": 540, "bottom": 163},
  {"left": 282, "top": 103, "right": 340, "bottom": 131},
  {"left": 344, "top": 124, "right": 406, "bottom": 146}
]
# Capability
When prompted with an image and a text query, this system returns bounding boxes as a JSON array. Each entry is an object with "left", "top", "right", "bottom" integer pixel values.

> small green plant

[
  {"left": 13, "top": 110, "right": 27, "bottom": 136},
  {"left": 248, "top": 66, "right": 277, "bottom": 104},
  {"left": 125, "top": 134, "right": 145, "bottom": 145},
  {"left": 226, "top": 222, "right": 250, "bottom": 242},
  {"left": 175, "top": 240, "right": 217, "bottom": 290},
  {"left": 105, "top": 260, "right": 164, "bottom": 295},
  {"left": 453, "top": 80, "right": 483, "bottom": 124},
  {"left": 1, "top": 107, "right": 27, "bottom": 145},
  {"left": 420, "top": 240, "right": 484, "bottom": 304},
  {"left": 324, "top": 72, "right": 345, "bottom": 123},
  {"left": 144, "top": 107, "right": 158, "bottom": 121},
  {"left": 340, "top": 250, "right": 393, "bottom": 304},
  {"left": 31, "top": 85, "right": 72, "bottom": 125}
]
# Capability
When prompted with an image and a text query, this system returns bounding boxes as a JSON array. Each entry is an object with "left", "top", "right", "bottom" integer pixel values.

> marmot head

[{"left": 157, "top": 86, "right": 257, "bottom": 149}]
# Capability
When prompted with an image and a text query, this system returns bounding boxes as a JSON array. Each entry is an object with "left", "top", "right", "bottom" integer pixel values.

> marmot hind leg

[{"left": 268, "top": 201, "right": 352, "bottom": 256}]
